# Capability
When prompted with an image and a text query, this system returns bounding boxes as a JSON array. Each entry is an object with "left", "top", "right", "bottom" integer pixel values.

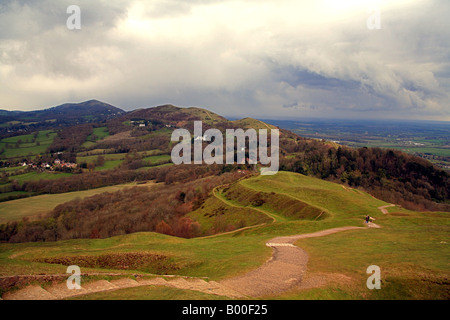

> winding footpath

[
  {"left": 378, "top": 204, "right": 396, "bottom": 214},
  {"left": 219, "top": 226, "right": 363, "bottom": 297}
]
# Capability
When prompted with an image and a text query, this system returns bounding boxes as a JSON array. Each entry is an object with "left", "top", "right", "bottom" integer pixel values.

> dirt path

[
  {"left": 210, "top": 184, "right": 374, "bottom": 297},
  {"left": 220, "top": 226, "right": 364, "bottom": 297},
  {"left": 378, "top": 204, "right": 396, "bottom": 214}
]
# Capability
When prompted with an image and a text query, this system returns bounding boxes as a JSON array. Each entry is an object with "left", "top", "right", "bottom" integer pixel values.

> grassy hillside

[
  {"left": 239, "top": 172, "right": 390, "bottom": 223},
  {"left": 0, "top": 172, "right": 448, "bottom": 300},
  {"left": 231, "top": 118, "right": 277, "bottom": 130},
  {"left": 123, "top": 105, "right": 227, "bottom": 127},
  {"left": 188, "top": 192, "right": 272, "bottom": 235},
  {"left": 183, "top": 107, "right": 228, "bottom": 125},
  {"left": 2, "top": 171, "right": 374, "bottom": 276},
  {"left": 278, "top": 210, "right": 449, "bottom": 299},
  {"left": 222, "top": 182, "right": 326, "bottom": 221}
]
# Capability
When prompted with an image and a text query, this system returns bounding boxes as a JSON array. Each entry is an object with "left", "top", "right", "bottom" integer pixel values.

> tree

[
  {"left": 87, "top": 162, "right": 96, "bottom": 172},
  {"left": 90, "top": 228, "right": 100, "bottom": 239},
  {"left": 155, "top": 220, "right": 174, "bottom": 236},
  {"left": 96, "top": 155, "right": 105, "bottom": 167}
]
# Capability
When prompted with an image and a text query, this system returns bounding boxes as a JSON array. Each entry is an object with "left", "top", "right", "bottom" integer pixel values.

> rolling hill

[
  {"left": 0, "top": 100, "right": 124, "bottom": 123},
  {"left": 120, "top": 104, "right": 227, "bottom": 126},
  {"left": 1, "top": 171, "right": 448, "bottom": 300},
  {"left": 0, "top": 100, "right": 125, "bottom": 139}
]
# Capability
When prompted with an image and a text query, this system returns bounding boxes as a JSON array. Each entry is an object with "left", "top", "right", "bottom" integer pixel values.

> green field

[
  {"left": 0, "top": 181, "right": 155, "bottom": 224},
  {"left": 0, "top": 166, "right": 27, "bottom": 174},
  {"left": 279, "top": 211, "right": 450, "bottom": 299},
  {"left": 6, "top": 171, "right": 72, "bottom": 184},
  {"left": 0, "top": 172, "right": 448, "bottom": 299},
  {"left": 82, "top": 127, "right": 110, "bottom": 148},
  {"left": 94, "top": 160, "right": 124, "bottom": 171},
  {"left": 0, "top": 191, "right": 31, "bottom": 202},
  {"left": 76, "top": 152, "right": 128, "bottom": 164},
  {"left": 0, "top": 130, "right": 57, "bottom": 159},
  {"left": 75, "top": 152, "right": 171, "bottom": 170},
  {"left": 140, "top": 127, "right": 173, "bottom": 139},
  {"left": 142, "top": 154, "right": 171, "bottom": 166}
]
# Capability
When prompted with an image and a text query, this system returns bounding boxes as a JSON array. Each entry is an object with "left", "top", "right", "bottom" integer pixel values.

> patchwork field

[{"left": 0, "top": 130, "right": 57, "bottom": 159}]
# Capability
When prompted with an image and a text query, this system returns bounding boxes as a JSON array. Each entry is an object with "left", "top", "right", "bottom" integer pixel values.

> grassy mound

[
  {"left": 188, "top": 196, "right": 272, "bottom": 236},
  {"left": 240, "top": 172, "right": 390, "bottom": 222},
  {"left": 222, "top": 182, "right": 326, "bottom": 221}
]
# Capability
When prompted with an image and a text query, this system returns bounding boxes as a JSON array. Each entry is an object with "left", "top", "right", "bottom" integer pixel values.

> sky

[{"left": 0, "top": 0, "right": 449, "bottom": 121}]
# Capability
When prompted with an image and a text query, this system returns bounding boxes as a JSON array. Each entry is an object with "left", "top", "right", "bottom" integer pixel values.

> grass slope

[
  {"left": 82, "top": 127, "right": 110, "bottom": 148},
  {"left": 1, "top": 171, "right": 448, "bottom": 299},
  {"left": 231, "top": 118, "right": 277, "bottom": 130},
  {"left": 188, "top": 191, "right": 272, "bottom": 235}
]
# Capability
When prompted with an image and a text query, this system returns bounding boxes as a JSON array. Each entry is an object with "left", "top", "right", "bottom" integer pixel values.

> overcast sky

[{"left": 0, "top": 0, "right": 449, "bottom": 120}]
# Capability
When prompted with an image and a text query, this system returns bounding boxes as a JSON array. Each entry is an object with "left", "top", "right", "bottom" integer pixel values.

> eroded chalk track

[{"left": 219, "top": 226, "right": 363, "bottom": 297}]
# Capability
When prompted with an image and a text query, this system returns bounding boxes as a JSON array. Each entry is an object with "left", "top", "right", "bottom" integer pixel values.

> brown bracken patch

[{"left": 31, "top": 252, "right": 179, "bottom": 274}]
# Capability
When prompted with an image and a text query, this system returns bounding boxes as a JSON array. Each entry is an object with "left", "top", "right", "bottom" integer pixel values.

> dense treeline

[
  {"left": 47, "top": 124, "right": 93, "bottom": 154},
  {"left": 17, "top": 163, "right": 244, "bottom": 195},
  {"left": 278, "top": 134, "right": 449, "bottom": 211},
  {"left": 94, "top": 133, "right": 170, "bottom": 154},
  {"left": 0, "top": 170, "right": 248, "bottom": 243},
  {"left": 104, "top": 118, "right": 132, "bottom": 135}
]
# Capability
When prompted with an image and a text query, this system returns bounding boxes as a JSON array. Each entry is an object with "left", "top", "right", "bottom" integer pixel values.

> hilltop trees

[
  {"left": 279, "top": 141, "right": 449, "bottom": 211},
  {"left": 48, "top": 124, "right": 93, "bottom": 153}
]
